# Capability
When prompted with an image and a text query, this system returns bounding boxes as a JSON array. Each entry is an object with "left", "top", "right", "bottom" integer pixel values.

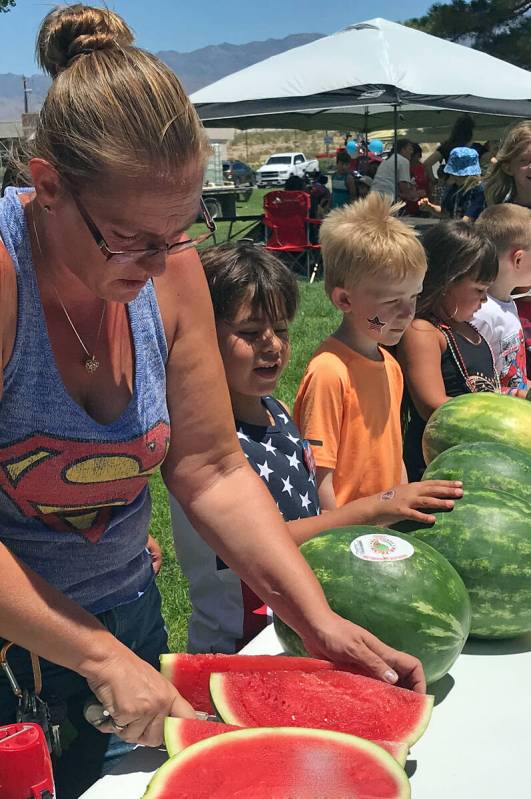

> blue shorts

[{"left": 0, "top": 580, "right": 167, "bottom": 799}]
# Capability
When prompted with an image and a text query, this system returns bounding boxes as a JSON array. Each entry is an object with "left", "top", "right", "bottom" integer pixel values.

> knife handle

[{"left": 83, "top": 698, "right": 217, "bottom": 727}]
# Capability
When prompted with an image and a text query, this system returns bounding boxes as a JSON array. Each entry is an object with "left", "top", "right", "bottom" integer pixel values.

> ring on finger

[{"left": 111, "top": 720, "right": 129, "bottom": 730}]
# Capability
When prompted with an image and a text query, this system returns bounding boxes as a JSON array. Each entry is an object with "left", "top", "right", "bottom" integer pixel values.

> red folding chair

[{"left": 263, "top": 191, "right": 321, "bottom": 281}]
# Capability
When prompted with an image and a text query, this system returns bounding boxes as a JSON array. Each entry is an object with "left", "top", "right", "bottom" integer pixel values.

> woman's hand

[
  {"left": 86, "top": 648, "right": 195, "bottom": 746},
  {"left": 147, "top": 534, "right": 163, "bottom": 575},
  {"left": 301, "top": 612, "right": 426, "bottom": 693},
  {"left": 374, "top": 480, "right": 463, "bottom": 526}
]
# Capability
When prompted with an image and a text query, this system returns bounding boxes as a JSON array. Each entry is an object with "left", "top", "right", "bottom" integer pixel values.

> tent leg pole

[{"left": 393, "top": 104, "right": 398, "bottom": 203}]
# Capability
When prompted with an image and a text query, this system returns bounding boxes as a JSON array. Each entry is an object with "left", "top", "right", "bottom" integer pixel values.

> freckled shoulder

[{"left": 152, "top": 247, "right": 207, "bottom": 350}]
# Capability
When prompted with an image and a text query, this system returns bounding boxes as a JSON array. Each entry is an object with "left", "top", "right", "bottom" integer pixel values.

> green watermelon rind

[
  {"left": 143, "top": 727, "right": 411, "bottom": 799},
  {"left": 409, "top": 489, "right": 531, "bottom": 639},
  {"left": 422, "top": 393, "right": 531, "bottom": 464},
  {"left": 275, "top": 527, "right": 471, "bottom": 685},
  {"left": 423, "top": 442, "right": 531, "bottom": 506},
  {"left": 163, "top": 716, "right": 409, "bottom": 767},
  {"left": 209, "top": 671, "right": 434, "bottom": 749}
]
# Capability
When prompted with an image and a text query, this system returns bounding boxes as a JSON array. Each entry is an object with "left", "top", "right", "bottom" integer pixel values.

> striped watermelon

[
  {"left": 402, "top": 490, "right": 531, "bottom": 638},
  {"left": 422, "top": 393, "right": 531, "bottom": 464},
  {"left": 274, "top": 527, "right": 471, "bottom": 684},
  {"left": 423, "top": 442, "right": 531, "bottom": 506}
]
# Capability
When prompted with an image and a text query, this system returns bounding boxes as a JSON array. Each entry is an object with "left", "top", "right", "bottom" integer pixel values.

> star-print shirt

[{"left": 170, "top": 396, "right": 320, "bottom": 654}]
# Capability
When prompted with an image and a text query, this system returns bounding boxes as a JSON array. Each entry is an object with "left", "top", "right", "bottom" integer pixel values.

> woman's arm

[
  {"left": 0, "top": 542, "right": 195, "bottom": 741},
  {"left": 156, "top": 250, "right": 426, "bottom": 693},
  {"left": 422, "top": 149, "right": 441, "bottom": 188},
  {"left": 397, "top": 321, "right": 449, "bottom": 421}
]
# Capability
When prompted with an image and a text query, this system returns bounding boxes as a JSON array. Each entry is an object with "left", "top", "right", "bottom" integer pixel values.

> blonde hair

[
  {"left": 484, "top": 120, "right": 531, "bottom": 206},
  {"left": 475, "top": 203, "right": 531, "bottom": 255},
  {"left": 26, "top": 4, "right": 209, "bottom": 187},
  {"left": 320, "top": 193, "right": 427, "bottom": 297}
]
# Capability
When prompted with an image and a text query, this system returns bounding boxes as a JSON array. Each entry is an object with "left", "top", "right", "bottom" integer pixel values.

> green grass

[{"left": 152, "top": 279, "right": 339, "bottom": 652}]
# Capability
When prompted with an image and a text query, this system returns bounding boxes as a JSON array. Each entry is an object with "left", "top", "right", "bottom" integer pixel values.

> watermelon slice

[
  {"left": 210, "top": 670, "right": 433, "bottom": 747},
  {"left": 164, "top": 717, "right": 409, "bottom": 767},
  {"left": 143, "top": 727, "right": 411, "bottom": 799},
  {"left": 160, "top": 653, "right": 336, "bottom": 713}
]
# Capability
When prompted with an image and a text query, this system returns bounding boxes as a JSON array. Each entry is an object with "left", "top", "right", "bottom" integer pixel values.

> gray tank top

[{"left": 0, "top": 188, "right": 170, "bottom": 613}]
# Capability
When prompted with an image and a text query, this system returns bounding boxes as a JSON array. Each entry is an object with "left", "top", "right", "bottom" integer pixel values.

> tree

[
  {"left": 406, "top": 1, "right": 531, "bottom": 70},
  {"left": 0, "top": 0, "right": 16, "bottom": 11}
]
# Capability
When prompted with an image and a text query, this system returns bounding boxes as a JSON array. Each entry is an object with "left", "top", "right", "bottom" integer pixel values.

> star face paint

[{"left": 367, "top": 315, "right": 386, "bottom": 333}]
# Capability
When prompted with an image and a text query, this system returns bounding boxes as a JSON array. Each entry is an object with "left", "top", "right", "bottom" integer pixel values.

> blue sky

[{"left": 0, "top": 0, "right": 434, "bottom": 75}]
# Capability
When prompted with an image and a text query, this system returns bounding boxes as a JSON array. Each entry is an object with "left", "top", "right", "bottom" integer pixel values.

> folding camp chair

[{"left": 263, "top": 190, "right": 321, "bottom": 281}]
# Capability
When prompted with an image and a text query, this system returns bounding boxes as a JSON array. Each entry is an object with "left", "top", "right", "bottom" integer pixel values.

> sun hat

[{"left": 444, "top": 147, "right": 481, "bottom": 176}]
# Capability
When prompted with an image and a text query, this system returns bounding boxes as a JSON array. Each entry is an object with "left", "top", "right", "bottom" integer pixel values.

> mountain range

[{"left": 0, "top": 33, "right": 324, "bottom": 121}]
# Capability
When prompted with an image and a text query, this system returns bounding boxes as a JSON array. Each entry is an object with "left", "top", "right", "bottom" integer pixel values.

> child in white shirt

[{"left": 473, "top": 204, "right": 531, "bottom": 394}]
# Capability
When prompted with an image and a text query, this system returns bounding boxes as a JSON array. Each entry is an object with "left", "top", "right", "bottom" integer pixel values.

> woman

[{"left": 0, "top": 6, "right": 424, "bottom": 797}]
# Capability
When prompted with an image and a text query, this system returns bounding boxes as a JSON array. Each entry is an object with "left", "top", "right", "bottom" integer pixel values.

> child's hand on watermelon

[
  {"left": 300, "top": 612, "right": 426, "bottom": 694},
  {"left": 373, "top": 480, "right": 463, "bottom": 526}
]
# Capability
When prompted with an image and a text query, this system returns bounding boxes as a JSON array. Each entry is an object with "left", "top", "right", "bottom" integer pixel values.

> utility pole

[
  {"left": 22, "top": 76, "right": 31, "bottom": 114},
  {"left": 245, "top": 130, "right": 249, "bottom": 162}
]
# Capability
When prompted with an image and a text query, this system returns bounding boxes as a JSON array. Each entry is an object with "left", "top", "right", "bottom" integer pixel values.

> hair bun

[{"left": 37, "top": 4, "right": 134, "bottom": 78}]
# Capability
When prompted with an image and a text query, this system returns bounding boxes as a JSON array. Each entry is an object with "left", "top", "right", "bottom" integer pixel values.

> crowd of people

[{"left": 0, "top": 5, "right": 530, "bottom": 798}]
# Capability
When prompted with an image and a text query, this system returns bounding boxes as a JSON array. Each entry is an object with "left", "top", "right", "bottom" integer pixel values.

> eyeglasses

[{"left": 72, "top": 194, "right": 216, "bottom": 263}]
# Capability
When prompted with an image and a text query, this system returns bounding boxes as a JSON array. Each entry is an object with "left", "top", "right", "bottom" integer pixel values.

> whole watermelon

[
  {"left": 423, "top": 442, "right": 531, "bottom": 506},
  {"left": 422, "top": 393, "right": 531, "bottom": 465},
  {"left": 274, "top": 526, "right": 471, "bottom": 685},
  {"left": 398, "top": 490, "right": 531, "bottom": 638}
]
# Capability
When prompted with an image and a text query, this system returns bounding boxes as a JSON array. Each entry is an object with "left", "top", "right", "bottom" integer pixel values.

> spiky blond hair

[{"left": 320, "top": 193, "right": 427, "bottom": 297}]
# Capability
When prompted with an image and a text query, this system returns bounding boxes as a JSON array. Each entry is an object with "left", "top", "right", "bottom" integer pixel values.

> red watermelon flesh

[
  {"left": 164, "top": 717, "right": 409, "bottom": 766},
  {"left": 210, "top": 671, "right": 433, "bottom": 747},
  {"left": 159, "top": 652, "right": 336, "bottom": 713},
  {"left": 143, "top": 727, "right": 411, "bottom": 799}
]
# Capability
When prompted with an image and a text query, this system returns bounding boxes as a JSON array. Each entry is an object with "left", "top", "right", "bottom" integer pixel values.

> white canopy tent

[{"left": 191, "top": 18, "right": 531, "bottom": 135}]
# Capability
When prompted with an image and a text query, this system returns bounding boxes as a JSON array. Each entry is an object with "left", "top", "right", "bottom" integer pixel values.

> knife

[{"left": 83, "top": 697, "right": 218, "bottom": 727}]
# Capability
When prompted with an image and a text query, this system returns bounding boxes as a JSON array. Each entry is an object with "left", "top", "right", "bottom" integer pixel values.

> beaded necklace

[{"left": 431, "top": 317, "right": 501, "bottom": 394}]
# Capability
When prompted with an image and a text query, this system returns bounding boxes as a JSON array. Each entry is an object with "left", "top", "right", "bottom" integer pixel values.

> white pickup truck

[{"left": 255, "top": 152, "right": 319, "bottom": 188}]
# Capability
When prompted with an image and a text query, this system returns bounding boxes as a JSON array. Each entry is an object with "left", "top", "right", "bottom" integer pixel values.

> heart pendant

[{"left": 85, "top": 356, "right": 100, "bottom": 373}]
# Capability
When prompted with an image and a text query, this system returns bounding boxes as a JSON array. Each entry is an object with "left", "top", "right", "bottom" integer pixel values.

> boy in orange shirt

[{"left": 295, "top": 192, "right": 427, "bottom": 508}]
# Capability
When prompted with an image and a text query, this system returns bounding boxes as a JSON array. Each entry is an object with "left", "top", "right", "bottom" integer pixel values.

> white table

[{"left": 80, "top": 626, "right": 531, "bottom": 798}]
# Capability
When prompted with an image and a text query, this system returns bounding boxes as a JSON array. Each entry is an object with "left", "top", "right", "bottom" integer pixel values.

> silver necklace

[{"left": 53, "top": 286, "right": 106, "bottom": 373}]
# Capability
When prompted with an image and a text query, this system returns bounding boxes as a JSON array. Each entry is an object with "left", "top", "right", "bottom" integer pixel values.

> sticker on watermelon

[{"left": 144, "top": 727, "right": 411, "bottom": 799}]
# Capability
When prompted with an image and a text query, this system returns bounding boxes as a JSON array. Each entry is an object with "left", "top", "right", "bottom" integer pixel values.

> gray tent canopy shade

[{"left": 192, "top": 18, "right": 531, "bottom": 129}]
